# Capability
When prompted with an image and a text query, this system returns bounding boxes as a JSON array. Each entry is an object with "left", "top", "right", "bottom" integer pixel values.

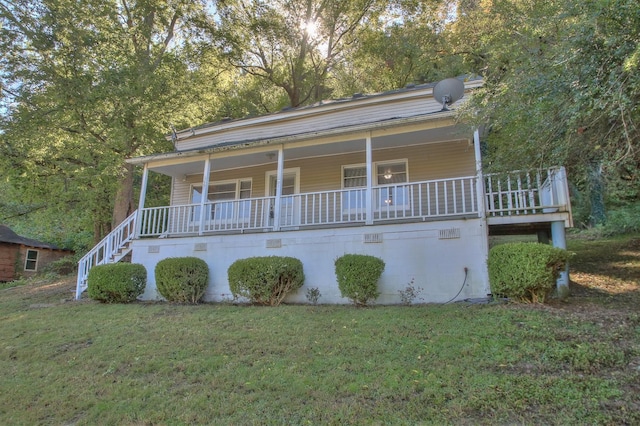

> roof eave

[{"left": 128, "top": 110, "right": 459, "bottom": 166}]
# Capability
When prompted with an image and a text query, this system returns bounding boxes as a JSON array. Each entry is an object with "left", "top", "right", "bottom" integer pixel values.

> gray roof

[
  {"left": 173, "top": 74, "right": 483, "bottom": 137},
  {"left": 0, "top": 225, "right": 65, "bottom": 250}
]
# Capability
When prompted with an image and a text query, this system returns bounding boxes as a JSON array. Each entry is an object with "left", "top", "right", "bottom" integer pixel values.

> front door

[{"left": 266, "top": 168, "right": 300, "bottom": 227}]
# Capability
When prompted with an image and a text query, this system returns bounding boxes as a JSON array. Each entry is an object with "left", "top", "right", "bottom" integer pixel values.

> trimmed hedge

[
  {"left": 87, "top": 263, "right": 146, "bottom": 303},
  {"left": 227, "top": 256, "right": 304, "bottom": 306},
  {"left": 155, "top": 257, "right": 209, "bottom": 304},
  {"left": 335, "top": 254, "right": 385, "bottom": 306},
  {"left": 488, "top": 242, "right": 570, "bottom": 303}
]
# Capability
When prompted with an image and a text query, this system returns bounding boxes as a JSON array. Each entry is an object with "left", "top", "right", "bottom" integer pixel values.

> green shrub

[
  {"left": 488, "top": 242, "right": 570, "bottom": 303},
  {"left": 604, "top": 202, "right": 640, "bottom": 235},
  {"left": 335, "top": 254, "right": 385, "bottom": 306},
  {"left": 155, "top": 257, "right": 209, "bottom": 304},
  {"left": 42, "top": 255, "right": 77, "bottom": 276},
  {"left": 227, "top": 256, "right": 304, "bottom": 306},
  {"left": 87, "top": 263, "right": 146, "bottom": 303}
]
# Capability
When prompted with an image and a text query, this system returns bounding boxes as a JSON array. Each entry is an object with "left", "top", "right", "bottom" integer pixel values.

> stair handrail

[{"left": 75, "top": 210, "right": 138, "bottom": 299}]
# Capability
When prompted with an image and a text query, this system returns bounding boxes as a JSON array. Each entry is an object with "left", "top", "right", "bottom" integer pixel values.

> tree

[
  {"left": 331, "top": 1, "right": 466, "bottom": 96},
  {"left": 452, "top": 0, "right": 640, "bottom": 225},
  {"left": 0, "top": 0, "right": 220, "bottom": 243},
  {"left": 208, "top": 0, "right": 387, "bottom": 108}
]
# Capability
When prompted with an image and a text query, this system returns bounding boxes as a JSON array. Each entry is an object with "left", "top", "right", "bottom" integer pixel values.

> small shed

[{"left": 0, "top": 225, "right": 73, "bottom": 282}]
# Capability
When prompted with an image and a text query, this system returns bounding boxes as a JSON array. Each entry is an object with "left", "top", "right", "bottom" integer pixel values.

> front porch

[{"left": 134, "top": 167, "right": 571, "bottom": 238}]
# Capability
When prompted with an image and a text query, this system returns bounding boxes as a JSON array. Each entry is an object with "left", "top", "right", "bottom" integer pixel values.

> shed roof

[{"left": 0, "top": 225, "right": 65, "bottom": 250}]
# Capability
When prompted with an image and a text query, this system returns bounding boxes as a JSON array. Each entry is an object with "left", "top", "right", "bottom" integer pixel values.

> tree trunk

[
  {"left": 112, "top": 162, "right": 135, "bottom": 228},
  {"left": 588, "top": 160, "right": 606, "bottom": 226}
]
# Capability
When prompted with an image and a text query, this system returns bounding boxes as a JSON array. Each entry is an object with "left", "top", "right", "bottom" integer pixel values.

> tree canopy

[
  {"left": 454, "top": 0, "right": 640, "bottom": 224},
  {"left": 0, "top": 0, "right": 221, "bottom": 244},
  {"left": 1, "top": 0, "right": 639, "bottom": 248}
]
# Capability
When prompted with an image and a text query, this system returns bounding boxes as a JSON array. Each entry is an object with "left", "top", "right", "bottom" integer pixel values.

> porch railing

[
  {"left": 137, "top": 197, "right": 275, "bottom": 236},
  {"left": 137, "top": 176, "right": 479, "bottom": 237},
  {"left": 75, "top": 211, "right": 137, "bottom": 299},
  {"left": 485, "top": 167, "right": 571, "bottom": 217}
]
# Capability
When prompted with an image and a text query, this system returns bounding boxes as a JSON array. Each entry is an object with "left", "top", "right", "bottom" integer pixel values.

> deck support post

[
  {"left": 199, "top": 157, "right": 211, "bottom": 236},
  {"left": 365, "top": 134, "right": 373, "bottom": 225},
  {"left": 551, "top": 220, "right": 570, "bottom": 291}
]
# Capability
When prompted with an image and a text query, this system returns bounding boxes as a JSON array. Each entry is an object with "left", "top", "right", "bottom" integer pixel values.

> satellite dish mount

[{"left": 433, "top": 78, "right": 465, "bottom": 111}]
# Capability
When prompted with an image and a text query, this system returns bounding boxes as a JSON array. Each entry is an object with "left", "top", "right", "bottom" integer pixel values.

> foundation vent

[
  {"left": 439, "top": 228, "right": 461, "bottom": 240},
  {"left": 363, "top": 233, "right": 383, "bottom": 244},
  {"left": 148, "top": 246, "right": 160, "bottom": 253},
  {"left": 194, "top": 243, "right": 207, "bottom": 251},
  {"left": 266, "top": 239, "right": 282, "bottom": 248}
]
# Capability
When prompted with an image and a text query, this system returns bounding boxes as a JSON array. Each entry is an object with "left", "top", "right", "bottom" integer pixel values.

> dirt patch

[
  {"left": 2, "top": 275, "right": 79, "bottom": 307},
  {"left": 557, "top": 235, "right": 640, "bottom": 313}
]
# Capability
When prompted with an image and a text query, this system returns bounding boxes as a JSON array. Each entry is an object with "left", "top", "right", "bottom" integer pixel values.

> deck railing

[
  {"left": 137, "top": 176, "right": 479, "bottom": 236},
  {"left": 484, "top": 167, "right": 570, "bottom": 217}
]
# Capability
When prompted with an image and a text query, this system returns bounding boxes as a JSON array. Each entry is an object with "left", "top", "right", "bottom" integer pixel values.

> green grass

[{"left": 1, "top": 235, "right": 639, "bottom": 425}]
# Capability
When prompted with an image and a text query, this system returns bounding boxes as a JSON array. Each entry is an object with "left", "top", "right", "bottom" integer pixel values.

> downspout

[
  {"left": 273, "top": 145, "right": 285, "bottom": 231},
  {"left": 199, "top": 156, "right": 211, "bottom": 235},
  {"left": 135, "top": 163, "right": 149, "bottom": 238},
  {"left": 365, "top": 133, "right": 373, "bottom": 225}
]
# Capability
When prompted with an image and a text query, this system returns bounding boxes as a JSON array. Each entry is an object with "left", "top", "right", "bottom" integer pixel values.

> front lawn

[{"left": 0, "top": 235, "right": 638, "bottom": 425}]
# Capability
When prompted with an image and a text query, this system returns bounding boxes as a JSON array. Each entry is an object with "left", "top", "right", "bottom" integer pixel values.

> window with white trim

[
  {"left": 342, "top": 160, "right": 409, "bottom": 210},
  {"left": 376, "top": 161, "right": 409, "bottom": 208},
  {"left": 24, "top": 249, "right": 38, "bottom": 271},
  {"left": 342, "top": 165, "right": 367, "bottom": 211},
  {"left": 191, "top": 179, "right": 252, "bottom": 221}
]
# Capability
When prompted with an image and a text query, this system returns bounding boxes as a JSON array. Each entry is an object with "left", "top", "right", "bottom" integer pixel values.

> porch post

[
  {"left": 135, "top": 163, "right": 149, "bottom": 238},
  {"left": 199, "top": 156, "right": 211, "bottom": 236},
  {"left": 273, "top": 145, "right": 284, "bottom": 231},
  {"left": 473, "top": 129, "right": 486, "bottom": 219},
  {"left": 365, "top": 134, "right": 373, "bottom": 225},
  {"left": 551, "top": 221, "right": 570, "bottom": 293}
]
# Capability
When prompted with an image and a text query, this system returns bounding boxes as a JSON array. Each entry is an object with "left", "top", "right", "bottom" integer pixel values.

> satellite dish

[{"left": 433, "top": 78, "right": 465, "bottom": 111}]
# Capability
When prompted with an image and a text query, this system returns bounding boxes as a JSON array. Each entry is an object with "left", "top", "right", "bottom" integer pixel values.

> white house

[{"left": 76, "top": 77, "right": 572, "bottom": 303}]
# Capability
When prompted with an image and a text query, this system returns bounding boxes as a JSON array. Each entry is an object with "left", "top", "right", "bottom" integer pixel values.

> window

[
  {"left": 342, "top": 160, "right": 409, "bottom": 210},
  {"left": 342, "top": 165, "right": 367, "bottom": 211},
  {"left": 24, "top": 249, "right": 38, "bottom": 271},
  {"left": 191, "top": 179, "right": 252, "bottom": 222},
  {"left": 376, "top": 161, "right": 409, "bottom": 207}
]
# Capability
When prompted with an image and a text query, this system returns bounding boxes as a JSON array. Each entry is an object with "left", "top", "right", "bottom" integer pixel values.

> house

[
  {"left": 75, "top": 77, "right": 573, "bottom": 303},
  {"left": 0, "top": 225, "right": 73, "bottom": 282}
]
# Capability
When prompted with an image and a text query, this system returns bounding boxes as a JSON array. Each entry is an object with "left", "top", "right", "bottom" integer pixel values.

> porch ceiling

[{"left": 149, "top": 123, "right": 468, "bottom": 178}]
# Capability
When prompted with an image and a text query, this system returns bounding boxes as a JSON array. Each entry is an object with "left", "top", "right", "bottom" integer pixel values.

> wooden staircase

[{"left": 75, "top": 211, "right": 137, "bottom": 299}]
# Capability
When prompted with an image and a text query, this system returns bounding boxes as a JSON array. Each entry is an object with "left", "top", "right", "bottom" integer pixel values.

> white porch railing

[
  {"left": 137, "top": 197, "right": 275, "bottom": 236},
  {"left": 485, "top": 167, "right": 571, "bottom": 217},
  {"left": 137, "top": 176, "right": 479, "bottom": 236},
  {"left": 75, "top": 211, "right": 137, "bottom": 299}
]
